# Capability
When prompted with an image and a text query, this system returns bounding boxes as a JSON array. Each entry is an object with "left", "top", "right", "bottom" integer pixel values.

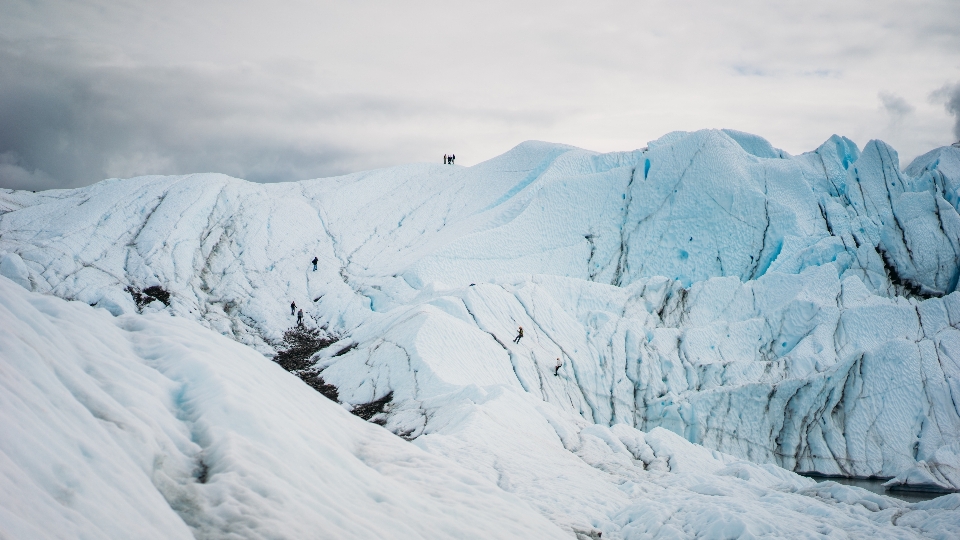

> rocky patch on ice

[{"left": 126, "top": 284, "right": 172, "bottom": 311}]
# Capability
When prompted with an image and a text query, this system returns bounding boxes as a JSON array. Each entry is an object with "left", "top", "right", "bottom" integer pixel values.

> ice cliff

[
  {"left": 2, "top": 128, "right": 960, "bottom": 536},
  {"left": 6, "top": 274, "right": 960, "bottom": 538}
]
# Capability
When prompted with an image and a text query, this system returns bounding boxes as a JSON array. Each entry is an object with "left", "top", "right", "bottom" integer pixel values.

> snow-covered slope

[
  {"left": 4, "top": 274, "right": 960, "bottom": 539},
  {"left": 2, "top": 129, "right": 960, "bottom": 535},
  {"left": 0, "top": 275, "right": 567, "bottom": 539}
]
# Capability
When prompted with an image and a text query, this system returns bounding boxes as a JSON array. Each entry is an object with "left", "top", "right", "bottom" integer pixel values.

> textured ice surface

[
  {"left": 2, "top": 129, "right": 960, "bottom": 535},
  {"left": 0, "top": 276, "right": 565, "bottom": 539},
  {"left": 4, "top": 276, "right": 960, "bottom": 538}
]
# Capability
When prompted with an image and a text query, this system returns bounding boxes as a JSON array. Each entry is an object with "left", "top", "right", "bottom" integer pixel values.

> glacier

[
  {"left": 5, "top": 274, "right": 960, "bottom": 538},
  {"left": 2, "top": 128, "right": 960, "bottom": 537},
  {"left": 0, "top": 275, "right": 566, "bottom": 539}
]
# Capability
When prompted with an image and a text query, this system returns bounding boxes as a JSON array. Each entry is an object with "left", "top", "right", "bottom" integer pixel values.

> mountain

[{"left": 2, "top": 129, "right": 960, "bottom": 537}]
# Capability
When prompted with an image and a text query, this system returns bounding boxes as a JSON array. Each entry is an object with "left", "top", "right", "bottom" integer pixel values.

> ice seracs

[{"left": 2, "top": 128, "right": 960, "bottom": 536}]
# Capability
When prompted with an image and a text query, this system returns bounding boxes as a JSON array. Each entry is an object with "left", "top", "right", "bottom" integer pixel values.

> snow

[
  {"left": 4, "top": 275, "right": 960, "bottom": 538},
  {"left": 0, "top": 275, "right": 565, "bottom": 539},
  {"left": 2, "top": 129, "right": 960, "bottom": 536}
]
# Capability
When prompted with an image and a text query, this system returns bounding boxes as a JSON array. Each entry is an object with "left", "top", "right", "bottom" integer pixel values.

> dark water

[{"left": 801, "top": 474, "right": 954, "bottom": 504}]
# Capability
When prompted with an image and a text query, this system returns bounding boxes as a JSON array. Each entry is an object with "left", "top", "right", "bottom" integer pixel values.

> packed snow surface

[
  {"left": 3, "top": 275, "right": 960, "bottom": 539},
  {"left": 3, "top": 129, "right": 960, "bottom": 537},
  {"left": 0, "top": 276, "right": 567, "bottom": 539}
]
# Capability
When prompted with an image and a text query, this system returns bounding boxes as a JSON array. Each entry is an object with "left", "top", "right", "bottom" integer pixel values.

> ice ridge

[{"left": 2, "top": 128, "right": 960, "bottom": 511}]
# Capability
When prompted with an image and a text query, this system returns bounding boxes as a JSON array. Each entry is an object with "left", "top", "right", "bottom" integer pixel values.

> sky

[{"left": 1, "top": 0, "right": 959, "bottom": 191}]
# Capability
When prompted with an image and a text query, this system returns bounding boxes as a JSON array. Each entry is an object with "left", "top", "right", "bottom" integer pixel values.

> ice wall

[
  {"left": 7, "top": 274, "right": 960, "bottom": 537},
  {"left": 2, "top": 129, "right": 960, "bottom": 491},
  {"left": 0, "top": 276, "right": 566, "bottom": 539}
]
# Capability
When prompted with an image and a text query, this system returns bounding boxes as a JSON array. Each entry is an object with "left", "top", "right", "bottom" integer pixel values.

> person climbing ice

[
  {"left": 513, "top": 326, "right": 523, "bottom": 344},
  {"left": 297, "top": 308, "right": 304, "bottom": 326},
  {"left": 555, "top": 357, "right": 562, "bottom": 376},
  {"left": 312, "top": 256, "right": 318, "bottom": 271},
  {"left": 290, "top": 300, "right": 297, "bottom": 316}
]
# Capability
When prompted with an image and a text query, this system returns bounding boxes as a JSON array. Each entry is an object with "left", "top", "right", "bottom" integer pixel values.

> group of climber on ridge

[{"left": 443, "top": 154, "right": 456, "bottom": 165}]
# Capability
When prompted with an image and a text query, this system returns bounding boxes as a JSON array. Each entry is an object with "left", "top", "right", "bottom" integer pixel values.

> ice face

[
  {"left": 2, "top": 129, "right": 960, "bottom": 534},
  {"left": 0, "top": 276, "right": 567, "bottom": 539},
  {"left": 5, "top": 273, "right": 960, "bottom": 538}
]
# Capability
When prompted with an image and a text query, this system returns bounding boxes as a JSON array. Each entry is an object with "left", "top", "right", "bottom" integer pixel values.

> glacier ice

[
  {"left": 0, "top": 276, "right": 567, "bottom": 539},
  {"left": 3, "top": 275, "right": 959, "bottom": 538},
  {"left": 2, "top": 129, "right": 960, "bottom": 536}
]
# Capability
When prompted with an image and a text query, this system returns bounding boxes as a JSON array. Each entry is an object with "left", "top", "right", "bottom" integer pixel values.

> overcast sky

[{"left": 1, "top": 0, "right": 959, "bottom": 190}]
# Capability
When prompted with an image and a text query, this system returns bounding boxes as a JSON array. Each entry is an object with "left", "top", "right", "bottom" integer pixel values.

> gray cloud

[
  {"left": 0, "top": 41, "right": 345, "bottom": 188},
  {"left": 2, "top": 0, "right": 959, "bottom": 190},
  {"left": 932, "top": 83, "right": 960, "bottom": 140},
  {"left": 0, "top": 37, "right": 560, "bottom": 190},
  {"left": 879, "top": 92, "right": 915, "bottom": 121}
]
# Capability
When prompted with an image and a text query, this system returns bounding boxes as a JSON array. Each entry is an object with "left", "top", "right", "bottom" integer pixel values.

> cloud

[
  {"left": 2, "top": 0, "right": 959, "bottom": 190},
  {"left": 0, "top": 152, "right": 59, "bottom": 191},
  {"left": 931, "top": 83, "right": 960, "bottom": 140},
  {"left": 732, "top": 65, "right": 772, "bottom": 77},
  {"left": 878, "top": 91, "right": 915, "bottom": 121},
  {"left": 0, "top": 37, "right": 559, "bottom": 190}
]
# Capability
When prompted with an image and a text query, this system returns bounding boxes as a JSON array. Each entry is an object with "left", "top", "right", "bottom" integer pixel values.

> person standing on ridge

[
  {"left": 450, "top": 154, "right": 456, "bottom": 165},
  {"left": 297, "top": 308, "right": 304, "bottom": 326},
  {"left": 513, "top": 326, "right": 523, "bottom": 344},
  {"left": 290, "top": 301, "right": 297, "bottom": 316},
  {"left": 443, "top": 154, "right": 448, "bottom": 164},
  {"left": 555, "top": 358, "right": 562, "bottom": 376},
  {"left": 312, "top": 256, "right": 318, "bottom": 271}
]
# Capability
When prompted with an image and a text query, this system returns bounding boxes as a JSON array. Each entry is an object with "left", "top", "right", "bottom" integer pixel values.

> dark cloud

[
  {"left": 0, "top": 41, "right": 353, "bottom": 188},
  {"left": 878, "top": 92, "right": 914, "bottom": 122},
  {"left": 932, "top": 83, "right": 960, "bottom": 140},
  {"left": 0, "top": 37, "right": 558, "bottom": 190}
]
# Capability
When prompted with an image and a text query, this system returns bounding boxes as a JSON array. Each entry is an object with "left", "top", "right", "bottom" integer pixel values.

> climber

[
  {"left": 555, "top": 357, "right": 562, "bottom": 376},
  {"left": 444, "top": 154, "right": 448, "bottom": 164},
  {"left": 450, "top": 153, "right": 456, "bottom": 165},
  {"left": 513, "top": 326, "right": 523, "bottom": 344},
  {"left": 312, "top": 256, "right": 318, "bottom": 271},
  {"left": 290, "top": 300, "right": 297, "bottom": 316},
  {"left": 297, "top": 308, "right": 304, "bottom": 326}
]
